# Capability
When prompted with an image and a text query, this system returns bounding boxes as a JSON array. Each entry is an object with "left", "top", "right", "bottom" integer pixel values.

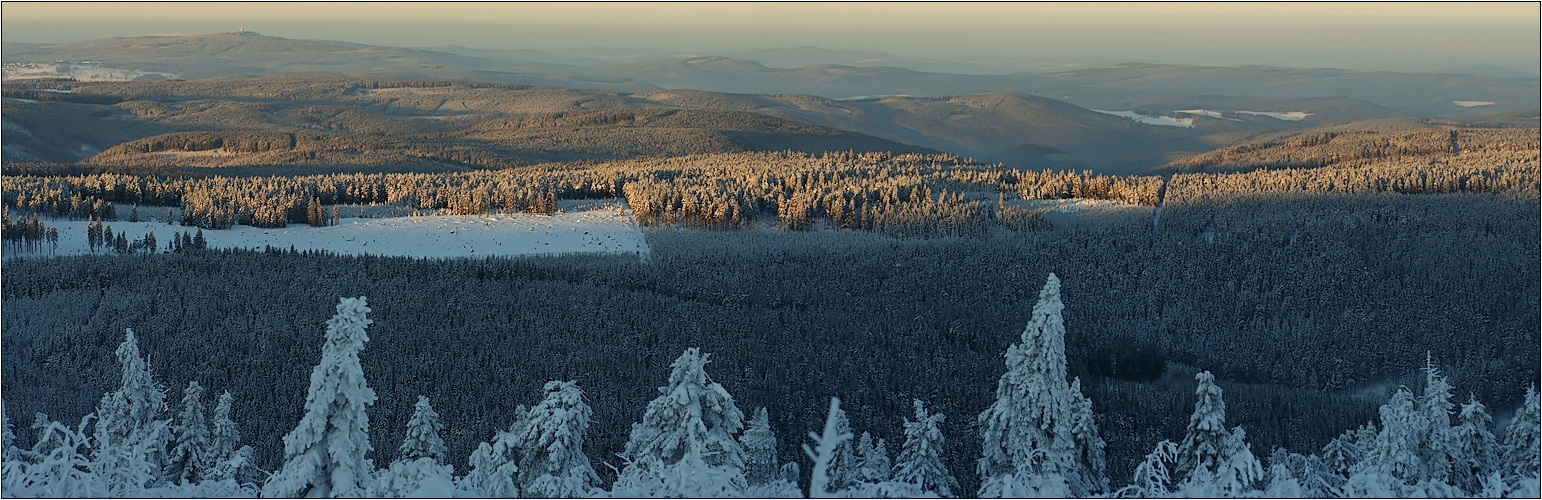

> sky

[{"left": 3, "top": 1, "right": 1539, "bottom": 73}]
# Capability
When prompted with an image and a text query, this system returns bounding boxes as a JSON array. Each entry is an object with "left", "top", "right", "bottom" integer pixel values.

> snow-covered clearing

[
  {"left": 1236, "top": 110, "right": 1312, "bottom": 121},
  {"left": 1, "top": 62, "right": 179, "bottom": 82},
  {"left": 1175, "top": 109, "right": 1245, "bottom": 121},
  {"left": 1452, "top": 100, "right": 1495, "bottom": 107},
  {"left": 4, "top": 201, "right": 650, "bottom": 261},
  {"left": 1091, "top": 109, "right": 1194, "bottom": 128}
]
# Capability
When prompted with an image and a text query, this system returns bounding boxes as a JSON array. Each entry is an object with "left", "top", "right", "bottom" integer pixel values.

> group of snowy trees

[
  {"left": 4, "top": 276, "right": 1539, "bottom": 498},
  {"left": 2, "top": 329, "right": 260, "bottom": 497}
]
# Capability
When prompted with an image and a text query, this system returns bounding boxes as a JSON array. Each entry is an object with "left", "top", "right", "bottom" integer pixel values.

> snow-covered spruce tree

[
  {"left": 854, "top": 432, "right": 893, "bottom": 485},
  {"left": 2, "top": 403, "right": 20, "bottom": 489},
  {"left": 1320, "top": 421, "right": 1376, "bottom": 490},
  {"left": 740, "top": 407, "right": 780, "bottom": 486},
  {"left": 976, "top": 273, "right": 1107, "bottom": 497},
  {"left": 93, "top": 328, "right": 172, "bottom": 494},
  {"left": 809, "top": 395, "right": 861, "bottom": 492},
  {"left": 1449, "top": 395, "right": 1499, "bottom": 494},
  {"left": 1502, "top": 385, "right": 1540, "bottom": 496},
  {"left": 1347, "top": 385, "right": 1460, "bottom": 497},
  {"left": 1416, "top": 355, "right": 1458, "bottom": 486},
  {"left": 893, "top": 399, "right": 959, "bottom": 498},
  {"left": 204, "top": 391, "right": 260, "bottom": 488},
  {"left": 164, "top": 380, "right": 212, "bottom": 485},
  {"left": 1261, "top": 448, "right": 1334, "bottom": 498},
  {"left": 612, "top": 348, "right": 748, "bottom": 497},
  {"left": 370, "top": 396, "right": 454, "bottom": 498},
  {"left": 513, "top": 381, "right": 601, "bottom": 498},
  {"left": 457, "top": 426, "right": 521, "bottom": 498},
  {"left": 400, "top": 396, "right": 447, "bottom": 462},
  {"left": 262, "top": 296, "right": 379, "bottom": 498},
  {"left": 1173, "top": 371, "right": 1263, "bottom": 496}
]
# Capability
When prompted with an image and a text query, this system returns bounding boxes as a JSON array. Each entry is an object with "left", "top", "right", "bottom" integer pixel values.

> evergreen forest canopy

[
  {"left": 1, "top": 58, "right": 1540, "bottom": 498},
  {"left": 3, "top": 282, "right": 1538, "bottom": 498}
]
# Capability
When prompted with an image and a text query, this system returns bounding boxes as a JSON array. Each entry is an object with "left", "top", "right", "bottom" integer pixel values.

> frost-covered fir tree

[
  {"left": 976, "top": 274, "right": 1107, "bottom": 497},
  {"left": 514, "top": 381, "right": 600, "bottom": 498},
  {"left": 370, "top": 396, "right": 454, "bottom": 498},
  {"left": 741, "top": 407, "right": 780, "bottom": 486},
  {"left": 612, "top": 348, "right": 749, "bottom": 497},
  {"left": 1502, "top": 386, "right": 1540, "bottom": 496},
  {"left": 1347, "top": 385, "right": 1459, "bottom": 497},
  {"left": 893, "top": 400, "right": 959, "bottom": 498},
  {"left": 2, "top": 403, "right": 19, "bottom": 489},
  {"left": 400, "top": 396, "right": 447, "bottom": 462},
  {"left": 204, "top": 391, "right": 259, "bottom": 488},
  {"left": 854, "top": 432, "right": 893, "bottom": 484},
  {"left": 164, "top": 381, "right": 212, "bottom": 485},
  {"left": 457, "top": 425, "right": 521, "bottom": 498},
  {"left": 1320, "top": 422, "right": 1377, "bottom": 487},
  {"left": 1449, "top": 395, "right": 1499, "bottom": 494},
  {"left": 93, "top": 328, "right": 172, "bottom": 493},
  {"left": 263, "top": 297, "right": 379, "bottom": 498}
]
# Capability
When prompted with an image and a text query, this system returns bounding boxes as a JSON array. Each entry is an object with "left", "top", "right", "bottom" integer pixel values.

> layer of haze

[{"left": 4, "top": 2, "right": 1538, "bottom": 74}]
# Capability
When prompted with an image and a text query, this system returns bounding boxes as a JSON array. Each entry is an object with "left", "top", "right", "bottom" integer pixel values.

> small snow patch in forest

[
  {"left": 1091, "top": 109, "right": 1194, "bottom": 128},
  {"left": 1236, "top": 110, "right": 1312, "bottom": 121}
]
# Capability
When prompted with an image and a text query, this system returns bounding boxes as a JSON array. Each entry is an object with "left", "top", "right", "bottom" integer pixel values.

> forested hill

[{"left": 3, "top": 74, "right": 1444, "bottom": 175}]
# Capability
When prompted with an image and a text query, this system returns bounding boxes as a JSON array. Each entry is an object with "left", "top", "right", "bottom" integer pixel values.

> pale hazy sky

[{"left": 4, "top": 2, "right": 1539, "bottom": 73}]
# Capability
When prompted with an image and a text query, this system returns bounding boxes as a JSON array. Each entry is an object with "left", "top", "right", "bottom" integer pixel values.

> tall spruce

[
  {"left": 262, "top": 297, "right": 378, "bottom": 498},
  {"left": 514, "top": 381, "right": 600, "bottom": 498},
  {"left": 739, "top": 407, "right": 780, "bottom": 487},
  {"left": 93, "top": 329, "right": 171, "bottom": 492},
  {"left": 399, "top": 396, "right": 447, "bottom": 462},
  {"left": 893, "top": 399, "right": 959, "bottom": 498},
  {"left": 977, "top": 273, "right": 1107, "bottom": 497},
  {"left": 164, "top": 381, "right": 212, "bottom": 485}
]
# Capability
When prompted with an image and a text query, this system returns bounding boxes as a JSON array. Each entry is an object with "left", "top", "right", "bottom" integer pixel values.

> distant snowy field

[
  {"left": 4, "top": 201, "right": 650, "bottom": 261},
  {"left": 1235, "top": 110, "right": 1312, "bottom": 121},
  {"left": 1091, "top": 109, "right": 1194, "bottom": 128},
  {"left": 1453, "top": 100, "right": 1496, "bottom": 108}
]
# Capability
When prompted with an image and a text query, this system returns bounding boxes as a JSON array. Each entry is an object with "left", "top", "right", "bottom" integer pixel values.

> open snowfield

[
  {"left": 1453, "top": 100, "right": 1496, "bottom": 107},
  {"left": 1236, "top": 110, "right": 1312, "bottom": 121},
  {"left": 1091, "top": 109, "right": 1195, "bottom": 128},
  {"left": 3, "top": 201, "right": 650, "bottom": 261},
  {"left": 1, "top": 62, "right": 179, "bottom": 82}
]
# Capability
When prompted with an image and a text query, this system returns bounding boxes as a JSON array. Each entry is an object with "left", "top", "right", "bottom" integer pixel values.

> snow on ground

[
  {"left": 1091, "top": 109, "right": 1195, "bottom": 128},
  {"left": 1236, "top": 110, "right": 1312, "bottom": 121},
  {"left": 3, "top": 201, "right": 650, "bottom": 261},
  {"left": 1175, "top": 109, "right": 1245, "bottom": 122},
  {"left": 1452, "top": 100, "right": 1495, "bottom": 107},
  {"left": 1, "top": 63, "right": 179, "bottom": 82}
]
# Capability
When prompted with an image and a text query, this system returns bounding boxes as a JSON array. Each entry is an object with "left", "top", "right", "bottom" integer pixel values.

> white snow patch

[
  {"left": 834, "top": 94, "right": 911, "bottom": 101},
  {"left": 1452, "top": 100, "right": 1495, "bottom": 107},
  {"left": 1175, "top": 109, "right": 1245, "bottom": 122},
  {"left": 1091, "top": 109, "right": 1194, "bottom": 128},
  {"left": 3, "top": 201, "right": 651, "bottom": 261},
  {"left": 1236, "top": 110, "right": 1312, "bottom": 121}
]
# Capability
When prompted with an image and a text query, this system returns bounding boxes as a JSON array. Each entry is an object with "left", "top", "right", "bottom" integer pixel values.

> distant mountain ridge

[{"left": 6, "top": 33, "right": 1537, "bottom": 118}]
